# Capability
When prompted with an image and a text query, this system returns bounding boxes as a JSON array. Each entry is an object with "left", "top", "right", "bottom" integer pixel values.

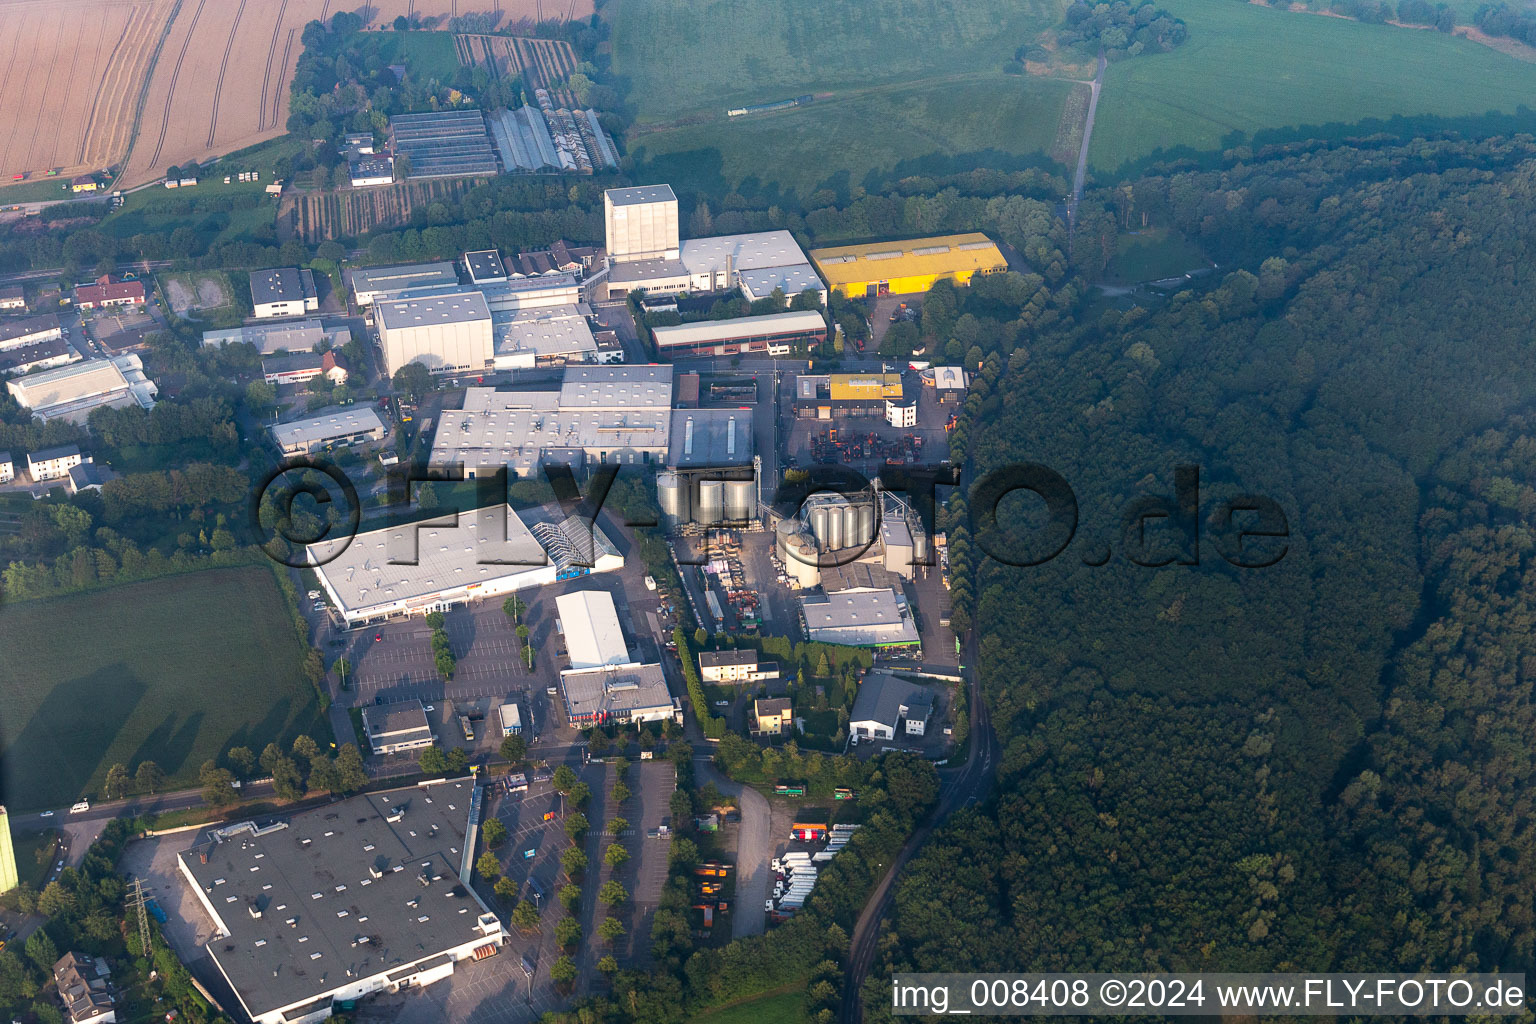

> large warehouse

[
  {"left": 269, "top": 407, "right": 387, "bottom": 456},
  {"left": 309, "top": 504, "right": 623, "bottom": 625},
  {"left": 376, "top": 291, "right": 494, "bottom": 376},
  {"left": 799, "top": 586, "right": 921, "bottom": 651},
  {"left": 678, "top": 231, "right": 825, "bottom": 303},
  {"left": 555, "top": 588, "right": 676, "bottom": 726},
  {"left": 178, "top": 784, "right": 505, "bottom": 1024},
  {"left": 556, "top": 589, "right": 632, "bottom": 669},
  {"left": 491, "top": 305, "right": 599, "bottom": 369},
  {"left": 7, "top": 355, "right": 157, "bottom": 423},
  {"left": 429, "top": 365, "right": 674, "bottom": 476},
  {"left": 651, "top": 309, "right": 826, "bottom": 358},
  {"left": 202, "top": 319, "right": 328, "bottom": 355},
  {"left": 809, "top": 233, "right": 1007, "bottom": 298},
  {"left": 477, "top": 273, "right": 582, "bottom": 314}
]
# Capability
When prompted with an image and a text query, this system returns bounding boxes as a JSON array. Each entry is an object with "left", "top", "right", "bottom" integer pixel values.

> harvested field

[
  {"left": 0, "top": 0, "right": 176, "bottom": 186},
  {"left": 455, "top": 33, "right": 580, "bottom": 104},
  {"left": 284, "top": 178, "right": 480, "bottom": 243}
]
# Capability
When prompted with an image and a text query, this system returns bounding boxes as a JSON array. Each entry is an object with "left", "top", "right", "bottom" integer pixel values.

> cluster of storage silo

[
  {"left": 775, "top": 517, "right": 822, "bottom": 588},
  {"left": 656, "top": 472, "right": 758, "bottom": 529},
  {"left": 805, "top": 495, "right": 877, "bottom": 551}
]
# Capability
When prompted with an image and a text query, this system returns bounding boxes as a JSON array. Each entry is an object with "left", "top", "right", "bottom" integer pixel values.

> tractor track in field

[
  {"left": 146, "top": 0, "right": 208, "bottom": 170},
  {"left": 206, "top": 0, "right": 249, "bottom": 147},
  {"left": 257, "top": 0, "right": 290, "bottom": 132},
  {"left": 76, "top": 13, "right": 122, "bottom": 165},
  {"left": 269, "top": 28, "right": 296, "bottom": 133}
]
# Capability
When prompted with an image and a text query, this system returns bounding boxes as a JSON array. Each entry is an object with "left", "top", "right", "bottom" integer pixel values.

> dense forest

[{"left": 860, "top": 134, "right": 1536, "bottom": 1009}]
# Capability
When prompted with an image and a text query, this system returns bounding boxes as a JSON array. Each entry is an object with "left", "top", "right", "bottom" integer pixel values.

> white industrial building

[
  {"left": 269, "top": 407, "right": 387, "bottom": 455},
  {"left": 476, "top": 273, "right": 582, "bottom": 314},
  {"left": 349, "top": 263, "right": 461, "bottom": 306},
  {"left": 429, "top": 365, "right": 673, "bottom": 477},
  {"left": 556, "top": 589, "right": 632, "bottom": 670},
  {"left": 605, "top": 185, "right": 680, "bottom": 263},
  {"left": 360, "top": 701, "right": 434, "bottom": 754},
  {"left": 178, "top": 784, "right": 505, "bottom": 1024},
  {"left": 309, "top": 504, "right": 622, "bottom": 626},
  {"left": 250, "top": 268, "right": 319, "bottom": 319},
  {"left": 498, "top": 702, "right": 522, "bottom": 736},
  {"left": 376, "top": 291, "right": 494, "bottom": 376},
  {"left": 7, "top": 355, "right": 157, "bottom": 423},
  {"left": 491, "top": 305, "right": 599, "bottom": 369},
  {"left": 201, "top": 320, "right": 341, "bottom": 356},
  {"left": 679, "top": 231, "right": 824, "bottom": 303},
  {"left": 650, "top": 309, "right": 827, "bottom": 358},
  {"left": 799, "top": 587, "right": 921, "bottom": 651},
  {"left": 849, "top": 672, "right": 934, "bottom": 741}
]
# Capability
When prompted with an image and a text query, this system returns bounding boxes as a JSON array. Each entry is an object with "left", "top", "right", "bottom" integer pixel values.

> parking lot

[{"left": 614, "top": 760, "right": 676, "bottom": 965}]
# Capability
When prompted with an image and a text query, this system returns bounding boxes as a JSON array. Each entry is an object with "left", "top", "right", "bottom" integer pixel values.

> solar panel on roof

[
  {"left": 863, "top": 251, "right": 905, "bottom": 260},
  {"left": 911, "top": 245, "right": 950, "bottom": 255},
  {"left": 957, "top": 241, "right": 996, "bottom": 250}
]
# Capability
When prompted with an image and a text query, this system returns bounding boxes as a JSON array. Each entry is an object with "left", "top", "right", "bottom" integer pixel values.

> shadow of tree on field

[{"left": 1, "top": 663, "right": 147, "bottom": 811}]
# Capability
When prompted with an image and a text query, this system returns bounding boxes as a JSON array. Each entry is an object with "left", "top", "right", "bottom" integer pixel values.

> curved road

[
  {"left": 840, "top": 629, "right": 998, "bottom": 1022},
  {"left": 1067, "top": 50, "right": 1108, "bottom": 231}
]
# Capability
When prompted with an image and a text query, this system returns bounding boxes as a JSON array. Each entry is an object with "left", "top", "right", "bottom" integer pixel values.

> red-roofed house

[{"left": 74, "top": 277, "right": 145, "bottom": 310}]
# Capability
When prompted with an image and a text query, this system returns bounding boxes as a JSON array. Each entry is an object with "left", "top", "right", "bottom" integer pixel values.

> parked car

[
  {"left": 423, "top": 705, "right": 434, "bottom": 713},
  {"left": 39, "top": 810, "right": 53, "bottom": 818},
  {"left": 715, "top": 700, "right": 730, "bottom": 707}
]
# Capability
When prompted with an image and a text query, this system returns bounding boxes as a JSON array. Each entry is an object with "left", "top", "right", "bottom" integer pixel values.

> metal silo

[
  {"left": 856, "top": 502, "right": 876, "bottom": 547},
  {"left": 844, "top": 503, "right": 861, "bottom": 546},
  {"left": 810, "top": 504, "right": 830, "bottom": 547},
  {"left": 657, "top": 472, "right": 687, "bottom": 526},
  {"left": 726, "top": 479, "right": 755, "bottom": 522},
  {"left": 697, "top": 480, "right": 724, "bottom": 525},
  {"left": 826, "top": 504, "right": 844, "bottom": 550}
]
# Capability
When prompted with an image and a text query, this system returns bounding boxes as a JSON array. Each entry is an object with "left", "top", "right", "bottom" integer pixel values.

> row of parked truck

[{"left": 767, "top": 824, "right": 861, "bottom": 918}]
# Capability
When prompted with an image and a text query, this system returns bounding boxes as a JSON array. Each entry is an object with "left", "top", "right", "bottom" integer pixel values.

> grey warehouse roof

[
  {"left": 464, "top": 250, "right": 507, "bottom": 281},
  {"left": 270, "top": 407, "right": 386, "bottom": 449},
  {"left": 652, "top": 310, "right": 826, "bottom": 350},
  {"left": 250, "top": 268, "right": 314, "bottom": 306},
  {"left": 362, "top": 702, "right": 432, "bottom": 744},
  {"left": 605, "top": 184, "right": 677, "bottom": 206},
  {"left": 800, "top": 587, "right": 919, "bottom": 646},
  {"left": 348, "top": 263, "right": 460, "bottom": 298},
  {"left": 561, "top": 663, "right": 674, "bottom": 720},
  {"left": 559, "top": 364, "right": 673, "bottom": 407},
  {"left": 668, "top": 408, "right": 755, "bottom": 467},
  {"left": 377, "top": 291, "right": 492, "bottom": 330},
  {"left": 179, "top": 783, "right": 493, "bottom": 1020}
]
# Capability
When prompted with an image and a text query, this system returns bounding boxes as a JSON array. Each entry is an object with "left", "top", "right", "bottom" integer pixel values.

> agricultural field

[
  {"left": 1088, "top": 0, "right": 1536, "bottom": 173},
  {"left": 0, "top": 566, "right": 327, "bottom": 811},
  {"left": 455, "top": 33, "right": 580, "bottom": 105},
  {"left": 630, "top": 75, "right": 1073, "bottom": 199},
  {"left": 284, "top": 178, "right": 479, "bottom": 243},
  {"left": 0, "top": 0, "right": 176, "bottom": 187},
  {"left": 609, "top": 0, "right": 1067, "bottom": 124}
]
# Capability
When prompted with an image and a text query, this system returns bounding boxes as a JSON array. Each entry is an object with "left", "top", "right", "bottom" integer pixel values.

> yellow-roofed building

[
  {"left": 809, "top": 232, "right": 1007, "bottom": 299},
  {"left": 829, "top": 373, "right": 903, "bottom": 401}
]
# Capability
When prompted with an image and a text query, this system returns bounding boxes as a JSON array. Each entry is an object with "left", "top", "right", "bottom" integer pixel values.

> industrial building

[
  {"left": 7, "top": 355, "right": 157, "bottom": 423},
  {"left": 799, "top": 587, "right": 921, "bottom": 651},
  {"left": 26, "top": 444, "right": 82, "bottom": 482},
  {"left": 178, "top": 784, "right": 506, "bottom": 1024},
  {"left": 0, "top": 336, "right": 80, "bottom": 376},
  {"left": 201, "top": 319, "right": 335, "bottom": 355},
  {"left": 491, "top": 305, "right": 599, "bottom": 369},
  {"left": 73, "top": 278, "right": 144, "bottom": 309},
  {"left": 376, "top": 291, "right": 494, "bottom": 376},
  {"left": 476, "top": 273, "right": 582, "bottom": 314},
  {"left": 361, "top": 701, "right": 434, "bottom": 754},
  {"left": 605, "top": 185, "right": 680, "bottom": 263},
  {"left": 348, "top": 263, "right": 461, "bottom": 306},
  {"left": 658, "top": 407, "right": 760, "bottom": 527},
  {"left": 849, "top": 672, "right": 934, "bottom": 740},
  {"left": 795, "top": 373, "right": 908, "bottom": 420},
  {"left": 262, "top": 351, "right": 348, "bottom": 386},
  {"left": 269, "top": 407, "right": 387, "bottom": 456},
  {"left": 809, "top": 232, "right": 1007, "bottom": 298},
  {"left": 391, "top": 110, "right": 499, "bottom": 179},
  {"left": 309, "top": 504, "right": 622, "bottom": 626},
  {"left": 775, "top": 489, "right": 930, "bottom": 589},
  {"left": 699, "top": 650, "right": 779, "bottom": 685},
  {"left": 559, "top": 663, "right": 677, "bottom": 727},
  {"left": 926, "top": 365, "right": 969, "bottom": 402},
  {"left": 429, "top": 365, "right": 673, "bottom": 477},
  {"left": 0, "top": 313, "right": 63, "bottom": 350},
  {"left": 464, "top": 250, "right": 509, "bottom": 286},
  {"left": 678, "top": 231, "right": 824, "bottom": 302},
  {"left": 348, "top": 156, "right": 395, "bottom": 187},
  {"left": 650, "top": 309, "right": 827, "bottom": 358},
  {"left": 250, "top": 268, "right": 319, "bottom": 319},
  {"left": 556, "top": 590, "right": 632, "bottom": 669}
]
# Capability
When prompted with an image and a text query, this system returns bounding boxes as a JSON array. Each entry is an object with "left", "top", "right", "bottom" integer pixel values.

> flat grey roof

[
  {"left": 560, "top": 663, "right": 674, "bottom": 721},
  {"left": 377, "top": 291, "right": 492, "bottom": 330},
  {"left": 250, "top": 268, "right": 313, "bottom": 306},
  {"left": 263, "top": 352, "right": 324, "bottom": 373},
  {"left": 667, "top": 408, "right": 755, "bottom": 468},
  {"left": 430, "top": 389, "right": 668, "bottom": 467},
  {"left": 203, "top": 320, "right": 324, "bottom": 354},
  {"left": 269, "top": 407, "right": 386, "bottom": 448},
  {"left": 850, "top": 672, "right": 932, "bottom": 729},
  {"left": 465, "top": 250, "right": 507, "bottom": 281},
  {"left": 348, "top": 263, "right": 460, "bottom": 296},
  {"left": 679, "top": 230, "right": 812, "bottom": 273},
  {"left": 559, "top": 364, "right": 673, "bottom": 408},
  {"left": 362, "top": 701, "right": 432, "bottom": 743},
  {"left": 606, "top": 258, "right": 690, "bottom": 286},
  {"left": 606, "top": 184, "right": 676, "bottom": 207},
  {"left": 181, "top": 783, "right": 491, "bottom": 1020},
  {"left": 699, "top": 650, "right": 760, "bottom": 668},
  {"left": 492, "top": 306, "right": 596, "bottom": 359},
  {"left": 800, "top": 587, "right": 919, "bottom": 646}
]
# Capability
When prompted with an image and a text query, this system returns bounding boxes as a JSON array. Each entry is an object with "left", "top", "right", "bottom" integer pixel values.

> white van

[{"left": 69, "top": 801, "right": 90, "bottom": 814}]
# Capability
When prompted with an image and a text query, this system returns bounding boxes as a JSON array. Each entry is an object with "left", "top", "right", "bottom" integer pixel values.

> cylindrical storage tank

[
  {"left": 912, "top": 527, "right": 928, "bottom": 565},
  {"left": 775, "top": 517, "right": 800, "bottom": 562},
  {"left": 826, "top": 505, "right": 844, "bottom": 550},
  {"left": 844, "top": 503, "right": 861, "bottom": 546},
  {"left": 785, "top": 534, "right": 821, "bottom": 588},
  {"left": 810, "top": 505, "right": 830, "bottom": 547},
  {"left": 726, "top": 479, "right": 755, "bottom": 522},
  {"left": 697, "top": 480, "right": 724, "bottom": 525},
  {"left": 657, "top": 472, "right": 687, "bottom": 525},
  {"left": 857, "top": 502, "right": 876, "bottom": 547}
]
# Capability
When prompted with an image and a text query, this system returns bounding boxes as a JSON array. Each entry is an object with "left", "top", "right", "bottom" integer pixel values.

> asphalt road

[
  {"left": 1068, "top": 50, "right": 1108, "bottom": 231},
  {"left": 840, "top": 627, "right": 997, "bottom": 1023}
]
